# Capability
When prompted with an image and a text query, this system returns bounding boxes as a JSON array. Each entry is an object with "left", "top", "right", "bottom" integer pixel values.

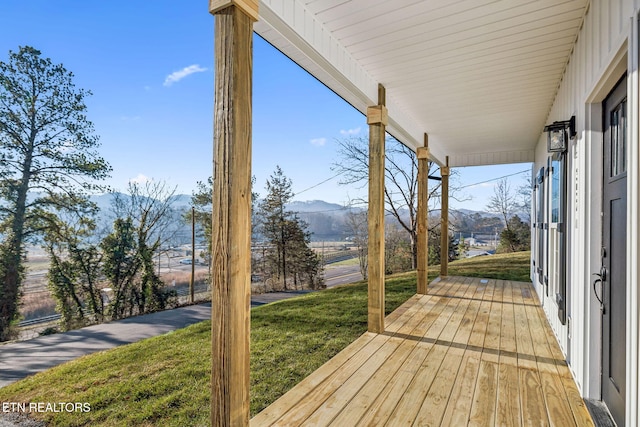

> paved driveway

[
  {"left": 1, "top": 267, "right": 364, "bottom": 390},
  {"left": 0, "top": 303, "right": 211, "bottom": 388}
]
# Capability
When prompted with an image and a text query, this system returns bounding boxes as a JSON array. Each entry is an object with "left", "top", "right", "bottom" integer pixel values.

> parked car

[{"left": 179, "top": 258, "right": 192, "bottom": 265}]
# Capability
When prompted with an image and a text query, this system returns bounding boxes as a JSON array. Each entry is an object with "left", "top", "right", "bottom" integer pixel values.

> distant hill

[
  {"left": 451, "top": 208, "right": 501, "bottom": 219},
  {"left": 86, "top": 195, "right": 356, "bottom": 244},
  {"left": 21, "top": 192, "right": 522, "bottom": 244},
  {"left": 90, "top": 193, "right": 192, "bottom": 211},
  {"left": 287, "top": 200, "right": 350, "bottom": 214},
  {"left": 287, "top": 200, "right": 362, "bottom": 241}
]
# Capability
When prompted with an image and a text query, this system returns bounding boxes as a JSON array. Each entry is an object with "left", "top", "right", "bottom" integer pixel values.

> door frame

[
  {"left": 601, "top": 74, "right": 628, "bottom": 427},
  {"left": 583, "top": 26, "right": 639, "bottom": 425},
  {"left": 583, "top": 39, "right": 628, "bottom": 405}
]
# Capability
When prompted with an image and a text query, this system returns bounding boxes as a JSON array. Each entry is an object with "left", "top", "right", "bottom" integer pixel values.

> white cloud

[
  {"left": 310, "top": 138, "right": 327, "bottom": 147},
  {"left": 340, "top": 127, "right": 361, "bottom": 136},
  {"left": 129, "top": 173, "right": 153, "bottom": 185},
  {"left": 163, "top": 64, "right": 208, "bottom": 86}
]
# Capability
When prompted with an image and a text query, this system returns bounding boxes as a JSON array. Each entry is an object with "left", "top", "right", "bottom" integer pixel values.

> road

[
  {"left": 4, "top": 266, "right": 365, "bottom": 388},
  {"left": 250, "top": 264, "right": 363, "bottom": 307},
  {"left": 17, "top": 260, "right": 364, "bottom": 336},
  {"left": 324, "top": 264, "right": 363, "bottom": 288}
]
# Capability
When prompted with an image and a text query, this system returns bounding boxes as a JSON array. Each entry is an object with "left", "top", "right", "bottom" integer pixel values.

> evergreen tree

[
  {"left": 0, "top": 46, "right": 111, "bottom": 340},
  {"left": 190, "top": 177, "right": 214, "bottom": 252},
  {"left": 258, "top": 167, "right": 322, "bottom": 289},
  {"left": 285, "top": 214, "right": 323, "bottom": 289},
  {"left": 258, "top": 166, "right": 295, "bottom": 288},
  {"left": 428, "top": 220, "right": 459, "bottom": 265},
  {"left": 498, "top": 215, "right": 531, "bottom": 253},
  {"left": 189, "top": 176, "right": 259, "bottom": 269}
]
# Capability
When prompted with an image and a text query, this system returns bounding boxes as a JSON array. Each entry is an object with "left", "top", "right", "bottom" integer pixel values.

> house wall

[{"left": 532, "top": 0, "right": 640, "bottom": 424}]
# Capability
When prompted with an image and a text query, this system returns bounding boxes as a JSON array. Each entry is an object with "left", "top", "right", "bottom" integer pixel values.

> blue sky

[{"left": 0, "top": 1, "right": 530, "bottom": 211}]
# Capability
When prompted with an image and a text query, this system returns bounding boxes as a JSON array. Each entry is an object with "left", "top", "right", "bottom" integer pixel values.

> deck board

[
  {"left": 496, "top": 281, "right": 521, "bottom": 427},
  {"left": 413, "top": 278, "right": 481, "bottom": 426},
  {"left": 469, "top": 279, "right": 501, "bottom": 427},
  {"left": 251, "top": 277, "right": 594, "bottom": 427},
  {"left": 353, "top": 295, "right": 452, "bottom": 426}
]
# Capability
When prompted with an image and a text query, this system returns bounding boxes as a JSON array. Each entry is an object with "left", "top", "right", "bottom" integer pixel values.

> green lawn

[
  {"left": 0, "top": 251, "right": 531, "bottom": 426},
  {"left": 325, "top": 255, "right": 360, "bottom": 267}
]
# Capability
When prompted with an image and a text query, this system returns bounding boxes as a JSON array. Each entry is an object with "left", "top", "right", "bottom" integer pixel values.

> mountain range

[{"left": 86, "top": 194, "right": 506, "bottom": 243}]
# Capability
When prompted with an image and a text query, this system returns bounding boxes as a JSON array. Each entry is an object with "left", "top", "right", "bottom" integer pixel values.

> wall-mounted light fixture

[{"left": 544, "top": 116, "right": 575, "bottom": 153}]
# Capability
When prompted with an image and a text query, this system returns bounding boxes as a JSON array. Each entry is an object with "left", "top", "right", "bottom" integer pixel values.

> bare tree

[
  {"left": 104, "top": 180, "right": 179, "bottom": 317},
  {"left": 517, "top": 175, "right": 533, "bottom": 224},
  {"left": 333, "top": 136, "right": 462, "bottom": 269},
  {"left": 344, "top": 209, "right": 368, "bottom": 280},
  {"left": 487, "top": 178, "right": 517, "bottom": 227},
  {"left": 111, "top": 180, "right": 180, "bottom": 252},
  {"left": 385, "top": 223, "right": 412, "bottom": 274},
  {"left": 486, "top": 178, "right": 521, "bottom": 252}
]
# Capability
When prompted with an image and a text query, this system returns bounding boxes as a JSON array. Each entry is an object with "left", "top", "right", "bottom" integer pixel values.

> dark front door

[{"left": 602, "top": 76, "right": 627, "bottom": 427}]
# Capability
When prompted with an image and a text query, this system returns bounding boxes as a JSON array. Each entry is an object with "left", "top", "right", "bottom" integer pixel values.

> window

[
  {"left": 551, "top": 152, "right": 568, "bottom": 324},
  {"left": 551, "top": 156, "right": 562, "bottom": 223},
  {"left": 610, "top": 101, "right": 627, "bottom": 177}
]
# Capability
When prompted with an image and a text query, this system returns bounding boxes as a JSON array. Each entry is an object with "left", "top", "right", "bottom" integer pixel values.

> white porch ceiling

[{"left": 254, "top": 0, "right": 589, "bottom": 167}]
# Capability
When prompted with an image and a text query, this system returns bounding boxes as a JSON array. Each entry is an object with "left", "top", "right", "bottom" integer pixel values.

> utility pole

[{"left": 190, "top": 206, "right": 195, "bottom": 303}]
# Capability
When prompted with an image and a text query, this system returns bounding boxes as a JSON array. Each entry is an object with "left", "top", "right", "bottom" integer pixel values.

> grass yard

[
  {"left": 0, "top": 251, "right": 531, "bottom": 426},
  {"left": 325, "top": 255, "right": 360, "bottom": 267},
  {"left": 448, "top": 250, "right": 531, "bottom": 282}
]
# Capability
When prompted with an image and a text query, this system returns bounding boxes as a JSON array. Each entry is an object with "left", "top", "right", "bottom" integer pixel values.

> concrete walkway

[{"left": 0, "top": 290, "right": 317, "bottom": 389}]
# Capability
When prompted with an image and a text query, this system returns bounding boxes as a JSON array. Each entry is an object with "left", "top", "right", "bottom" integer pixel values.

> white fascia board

[{"left": 255, "top": 0, "right": 444, "bottom": 164}]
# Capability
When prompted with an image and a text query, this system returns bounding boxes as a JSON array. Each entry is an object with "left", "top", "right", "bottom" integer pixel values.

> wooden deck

[{"left": 251, "top": 276, "right": 594, "bottom": 426}]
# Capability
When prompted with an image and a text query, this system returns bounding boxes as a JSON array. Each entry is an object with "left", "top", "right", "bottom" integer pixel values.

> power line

[
  {"left": 293, "top": 171, "right": 344, "bottom": 197},
  {"left": 458, "top": 169, "right": 529, "bottom": 189},
  {"left": 288, "top": 168, "right": 530, "bottom": 214}
]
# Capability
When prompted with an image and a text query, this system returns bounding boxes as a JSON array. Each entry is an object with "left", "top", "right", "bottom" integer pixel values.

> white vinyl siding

[{"left": 534, "top": 1, "right": 638, "bottom": 424}]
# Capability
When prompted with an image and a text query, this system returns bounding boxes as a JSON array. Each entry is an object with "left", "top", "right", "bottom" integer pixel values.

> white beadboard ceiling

[{"left": 255, "top": 0, "right": 589, "bottom": 167}]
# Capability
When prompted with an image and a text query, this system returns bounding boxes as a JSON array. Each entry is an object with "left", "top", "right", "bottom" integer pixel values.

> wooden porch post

[
  {"left": 440, "top": 157, "right": 450, "bottom": 278},
  {"left": 209, "top": 1, "right": 257, "bottom": 425},
  {"left": 417, "top": 134, "right": 429, "bottom": 294},
  {"left": 367, "top": 84, "right": 387, "bottom": 334}
]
